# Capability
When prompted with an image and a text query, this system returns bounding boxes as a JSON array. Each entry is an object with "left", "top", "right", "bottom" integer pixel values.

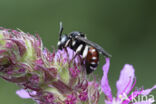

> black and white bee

[{"left": 57, "top": 22, "right": 111, "bottom": 74}]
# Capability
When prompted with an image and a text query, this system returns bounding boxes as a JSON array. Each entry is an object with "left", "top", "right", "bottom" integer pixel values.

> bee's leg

[
  {"left": 70, "top": 52, "right": 78, "bottom": 63},
  {"left": 64, "top": 47, "right": 70, "bottom": 62},
  {"left": 70, "top": 51, "right": 85, "bottom": 65}
]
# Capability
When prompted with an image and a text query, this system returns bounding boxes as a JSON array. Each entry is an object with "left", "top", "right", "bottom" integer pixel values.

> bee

[{"left": 57, "top": 22, "right": 111, "bottom": 74}]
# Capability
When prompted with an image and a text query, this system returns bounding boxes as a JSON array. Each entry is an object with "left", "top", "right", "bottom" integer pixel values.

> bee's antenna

[{"left": 59, "top": 22, "right": 63, "bottom": 40}]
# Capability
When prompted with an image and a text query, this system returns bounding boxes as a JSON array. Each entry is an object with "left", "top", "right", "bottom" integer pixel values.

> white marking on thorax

[
  {"left": 76, "top": 44, "right": 83, "bottom": 53},
  {"left": 82, "top": 46, "right": 89, "bottom": 58}
]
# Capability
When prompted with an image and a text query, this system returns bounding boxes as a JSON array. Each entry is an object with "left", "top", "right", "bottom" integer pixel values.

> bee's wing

[{"left": 74, "top": 36, "right": 112, "bottom": 57}]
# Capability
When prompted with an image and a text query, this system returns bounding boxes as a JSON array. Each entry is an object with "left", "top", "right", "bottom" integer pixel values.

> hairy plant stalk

[{"left": 0, "top": 28, "right": 100, "bottom": 104}]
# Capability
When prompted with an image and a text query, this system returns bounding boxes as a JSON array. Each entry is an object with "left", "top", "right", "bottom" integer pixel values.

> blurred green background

[{"left": 0, "top": 0, "right": 156, "bottom": 104}]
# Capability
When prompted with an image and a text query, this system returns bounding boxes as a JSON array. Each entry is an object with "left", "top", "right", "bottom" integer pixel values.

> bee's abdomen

[
  {"left": 85, "top": 47, "right": 99, "bottom": 74},
  {"left": 68, "top": 40, "right": 99, "bottom": 74}
]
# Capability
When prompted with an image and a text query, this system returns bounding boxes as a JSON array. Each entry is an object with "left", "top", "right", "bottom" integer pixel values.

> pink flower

[
  {"left": 101, "top": 58, "right": 156, "bottom": 104},
  {"left": 0, "top": 28, "right": 100, "bottom": 104}
]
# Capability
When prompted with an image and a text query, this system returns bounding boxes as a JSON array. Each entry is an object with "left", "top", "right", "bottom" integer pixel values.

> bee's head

[{"left": 57, "top": 34, "right": 69, "bottom": 49}]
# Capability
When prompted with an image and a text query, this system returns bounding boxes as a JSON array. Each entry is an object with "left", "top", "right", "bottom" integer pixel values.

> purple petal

[
  {"left": 55, "top": 48, "right": 74, "bottom": 60},
  {"left": 79, "top": 91, "right": 88, "bottom": 101},
  {"left": 16, "top": 89, "right": 31, "bottom": 99},
  {"left": 105, "top": 100, "right": 113, "bottom": 104},
  {"left": 141, "top": 85, "right": 156, "bottom": 96},
  {"left": 101, "top": 58, "right": 112, "bottom": 101},
  {"left": 116, "top": 64, "right": 135, "bottom": 97}
]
